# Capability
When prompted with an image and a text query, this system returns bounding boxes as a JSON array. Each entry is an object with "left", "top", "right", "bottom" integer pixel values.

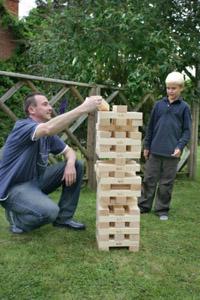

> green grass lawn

[{"left": 0, "top": 158, "right": 200, "bottom": 300}]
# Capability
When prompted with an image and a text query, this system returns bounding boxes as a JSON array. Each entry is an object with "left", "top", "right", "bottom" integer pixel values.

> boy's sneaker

[
  {"left": 5, "top": 210, "right": 24, "bottom": 234},
  {"left": 159, "top": 215, "right": 168, "bottom": 221}
]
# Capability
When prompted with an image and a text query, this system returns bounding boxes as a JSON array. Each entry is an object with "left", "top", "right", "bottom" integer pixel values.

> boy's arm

[
  {"left": 34, "top": 96, "right": 102, "bottom": 138},
  {"left": 173, "top": 106, "right": 192, "bottom": 156}
]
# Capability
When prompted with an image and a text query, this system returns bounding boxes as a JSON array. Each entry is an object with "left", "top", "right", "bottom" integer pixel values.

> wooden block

[
  {"left": 112, "top": 105, "right": 127, "bottom": 113},
  {"left": 96, "top": 221, "right": 140, "bottom": 231},
  {"left": 99, "top": 145, "right": 111, "bottom": 152},
  {"left": 96, "top": 171, "right": 110, "bottom": 179},
  {"left": 97, "top": 233, "right": 140, "bottom": 243},
  {"left": 113, "top": 118, "right": 127, "bottom": 127},
  {"left": 114, "top": 158, "right": 126, "bottom": 166},
  {"left": 97, "top": 131, "right": 111, "bottom": 138},
  {"left": 97, "top": 204, "right": 140, "bottom": 215},
  {"left": 115, "top": 197, "right": 128, "bottom": 205},
  {"left": 131, "top": 119, "right": 143, "bottom": 127},
  {"left": 96, "top": 149, "right": 141, "bottom": 159},
  {"left": 114, "top": 131, "right": 126, "bottom": 138},
  {"left": 97, "top": 227, "right": 140, "bottom": 236},
  {"left": 127, "top": 131, "right": 142, "bottom": 139},
  {"left": 97, "top": 117, "right": 110, "bottom": 126},
  {"left": 96, "top": 233, "right": 109, "bottom": 241},
  {"left": 114, "top": 234, "right": 125, "bottom": 241},
  {"left": 96, "top": 222, "right": 109, "bottom": 229},
  {"left": 113, "top": 205, "right": 125, "bottom": 215},
  {"left": 127, "top": 125, "right": 139, "bottom": 132},
  {"left": 115, "top": 222, "right": 125, "bottom": 228},
  {"left": 97, "top": 214, "right": 140, "bottom": 223},
  {"left": 97, "top": 239, "right": 139, "bottom": 249},
  {"left": 97, "top": 124, "right": 140, "bottom": 132},
  {"left": 97, "top": 198, "right": 110, "bottom": 208},
  {"left": 98, "top": 189, "right": 141, "bottom": 198},
  {"left": 99, "top": 176, "right": 141, "bottom": 185},
  {"left": 98, "top": 111, "right": 142, "bottom": 120},
  {"left": 97, "top": 99, "right": 110, "bottom": 111},
  {"left": 97, "top": 206, "right": 109, "bottom": 216},
  {"left": 97, "top": 138, "right": 141, "bottom": 146},
  {"left": 115, "top": 145, "right": 126, "bottom": 152},
  {"left": 114, "top": 171, "right": 125, "bottom": 178}
]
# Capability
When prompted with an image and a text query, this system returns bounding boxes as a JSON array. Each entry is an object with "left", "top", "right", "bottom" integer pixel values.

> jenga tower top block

[
  {"left": 97, "top": 99, "right": 110, "bottom": 111},
  {"left": 113, "top": 105, "right": 127, "bottom": 113}
]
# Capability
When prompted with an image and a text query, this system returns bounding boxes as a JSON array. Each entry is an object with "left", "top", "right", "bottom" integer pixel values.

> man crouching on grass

[{"left": 0, "top": 93, "right": 103, "bottom": 233}]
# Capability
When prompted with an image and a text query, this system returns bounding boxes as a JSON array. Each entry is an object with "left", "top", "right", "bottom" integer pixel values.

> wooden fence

[
  {"left": 0, "top": 71, "right": 131, "bottom": 190},
  {"left": 0, "top": 70, "right": 198, "bottom": 189}
]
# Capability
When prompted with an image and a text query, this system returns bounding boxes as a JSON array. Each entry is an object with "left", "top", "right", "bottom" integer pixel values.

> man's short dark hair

[{"left": 24, "top": 92, "right": 45, "bottom": 116}]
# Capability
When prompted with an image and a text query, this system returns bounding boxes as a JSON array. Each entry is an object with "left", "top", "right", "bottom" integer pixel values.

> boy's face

[{"left": 166, "top": 83, "right": 183, "bottom": 101}]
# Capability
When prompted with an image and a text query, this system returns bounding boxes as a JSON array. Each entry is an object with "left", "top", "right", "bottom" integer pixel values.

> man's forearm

[
  {"left": 41, "top": 105, "right": 86, "bottom": 137},
  {"left": 35, "top": 95, "right": 102, "bottom": 138},
  {"left": 64, "top": 148, "right": 76, "bottom": 164}
]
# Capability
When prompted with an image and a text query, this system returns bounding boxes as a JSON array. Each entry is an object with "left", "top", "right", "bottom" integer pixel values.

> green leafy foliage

[
  {"left": 0, "top": 0, "right": 199, "bottom": 145},
  {"left": 22, "top": 0, "right": 199, "bottom": 103}
]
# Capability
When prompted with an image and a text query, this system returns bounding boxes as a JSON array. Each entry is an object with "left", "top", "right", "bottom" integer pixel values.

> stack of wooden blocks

[{"left": 95, "top": 105, "right": 143, "bottom": 251}]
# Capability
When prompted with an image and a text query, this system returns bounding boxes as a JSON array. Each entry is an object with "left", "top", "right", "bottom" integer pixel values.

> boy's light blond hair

[{"left": 165, "top": 71, "right": 184, "bottom": 86}]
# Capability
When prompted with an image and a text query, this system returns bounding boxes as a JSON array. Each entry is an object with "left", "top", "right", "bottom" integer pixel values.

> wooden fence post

[
  {"left": 87, "top": 86, "right": 101, "bottom": 190},
  {"left": 189, "top": 66, "right": 200, "bottom": 179}
]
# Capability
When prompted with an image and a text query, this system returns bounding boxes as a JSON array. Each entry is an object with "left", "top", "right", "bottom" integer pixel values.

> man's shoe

[
  {"left": 53, "top": 219, "right": 86, "bottom": 230},
  {"left": 160, "top": 215, "right": 168, "bottom": 221},
  {"left": 10, "top": 225, "right": 24, "bottom": 234}
]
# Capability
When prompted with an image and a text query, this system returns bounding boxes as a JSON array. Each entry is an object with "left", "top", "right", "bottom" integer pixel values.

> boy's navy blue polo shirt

[{"left": 144, "top": 96, "right": 191, "bottom": 157}]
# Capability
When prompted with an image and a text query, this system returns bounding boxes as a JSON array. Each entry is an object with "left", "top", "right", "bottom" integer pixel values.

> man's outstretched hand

[{"left": 82, "top": 96, "right": 103, "bottom": 113}]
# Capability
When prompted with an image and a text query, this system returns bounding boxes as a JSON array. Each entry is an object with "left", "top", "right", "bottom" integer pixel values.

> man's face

[
  {"left": 29, "top": 95, "right": 53, "bottom": 122},
  {"left": 166, "top": 83, "right": 183, "bottom": 101}
]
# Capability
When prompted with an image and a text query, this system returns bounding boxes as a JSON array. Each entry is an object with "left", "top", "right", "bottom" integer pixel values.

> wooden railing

[
  {"left": 0, "top": 71, "right": 129, "bottom": 189},
  {"left": 1, "top": 70, "right": 194, "bottom": 186}
]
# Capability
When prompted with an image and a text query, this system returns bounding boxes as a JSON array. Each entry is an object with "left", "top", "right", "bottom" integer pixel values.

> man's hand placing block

[{"left": 97, "top": 99, "right": 110, "bottom": 111}]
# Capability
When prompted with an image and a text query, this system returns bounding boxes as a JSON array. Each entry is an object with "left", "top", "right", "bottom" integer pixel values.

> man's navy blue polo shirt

[
  {"left": 144, "top": 96, "right": 191, "bottom": 157},
  {"left": 0, "top": 118, "right": 67, "bottom": 200}
]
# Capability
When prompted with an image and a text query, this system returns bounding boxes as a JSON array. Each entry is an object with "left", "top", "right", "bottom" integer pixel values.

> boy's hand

[
  {"left": 171, "top": 148, "right": 181, "bottom": 158},
  {"left": 143, "top": 149, "right": 149, "bottom": 160}
]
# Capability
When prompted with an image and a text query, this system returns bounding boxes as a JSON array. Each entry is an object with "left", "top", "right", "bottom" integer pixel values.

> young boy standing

[{"left": 138, "top": 71, "right": 192, "bottom": 220}]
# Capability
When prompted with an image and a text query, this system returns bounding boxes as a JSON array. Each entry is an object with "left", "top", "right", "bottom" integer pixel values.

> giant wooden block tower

[{"left": 95, "top": 105, "right": 143, "bottom": 251}]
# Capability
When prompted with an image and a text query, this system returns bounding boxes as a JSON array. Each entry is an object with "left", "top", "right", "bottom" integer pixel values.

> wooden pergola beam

[
  {"left": 0, "top": 81, "right": 24, "bottom": 103},
  {"left": 25, "top": 80, "right": 39, "bottom": 92},
  {"left": 134, "top": 93, "right": 154, "bottom": 112},
  {"left": 50, "top": 86, "right": 70, "bottom": 106},
  {"left": 0, "top": 71, "right": 123, "bottom": 90},
  {"left": 0, "top": 101, "right": 18, "bottom": 121},
  {"left": 87, "top": 86, "right": 100, "bottom": 190},
  {"left": 70, "top": 86, "right": 84, "bottom": 103}
]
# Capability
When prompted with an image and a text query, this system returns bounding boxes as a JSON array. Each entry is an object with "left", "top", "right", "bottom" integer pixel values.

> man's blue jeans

[{"left": 2, "top": 160, "right": 83, "bottom": 232}]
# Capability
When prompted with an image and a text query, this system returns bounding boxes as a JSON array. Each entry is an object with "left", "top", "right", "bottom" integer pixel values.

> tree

[{"left": 22, "top": 1, "right": 177, "bottom": 104}]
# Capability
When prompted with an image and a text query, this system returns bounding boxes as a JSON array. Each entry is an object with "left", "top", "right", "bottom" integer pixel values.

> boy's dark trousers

[{"left": 138, "top": 154, "right": 179, "bottom": 216}]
